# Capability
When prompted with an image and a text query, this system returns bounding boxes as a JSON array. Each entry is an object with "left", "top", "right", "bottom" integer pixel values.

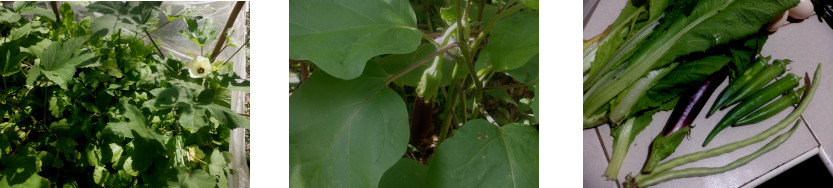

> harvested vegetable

[
  {"left": 704, "top": 73, "right": 800, "bottom": 146},
  {"left": 629, "top": 120, "right": 802, "bottom": 187},
  {"left": 735, "top": 86, "right": 804, "bottom": 126},
  {"left": 642, "top": 70, "right": 727, "bottom": 173},
  {"left": 723, "top": 59, "right": 790, "bottom": 108},
  {"left": 707, "top": 56, "right": 769, "bottom": 117},
  {"left": 584, "top": 0, "right": 798, "bottom": 128},
  {"left": 625, "top": 63, "right": 820, "bottom": 187}
]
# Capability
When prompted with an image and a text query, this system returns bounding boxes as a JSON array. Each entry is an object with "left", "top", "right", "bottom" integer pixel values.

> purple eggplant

[{"left": 642, "top": 70, "right": 727, "bottom": 173}]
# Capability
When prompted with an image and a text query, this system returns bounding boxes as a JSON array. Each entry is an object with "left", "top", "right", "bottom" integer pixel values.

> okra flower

[{"left": 188, "top": 56, "right": 212, "bottom": 78}]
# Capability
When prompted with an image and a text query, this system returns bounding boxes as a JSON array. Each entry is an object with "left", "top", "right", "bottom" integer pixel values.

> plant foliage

[
  {"left": 0, "top": 2, "right": 249, "bottom": 187},
  {"left": 289, "top": 0, "right": 539, "bottom": 187}
]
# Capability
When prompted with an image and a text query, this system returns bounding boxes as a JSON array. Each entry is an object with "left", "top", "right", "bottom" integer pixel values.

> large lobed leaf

[
  {"left": 88, "top": 1, "right": 161, "bottom": 37},
  {"left": 28, "top": 37, "right": 95, "bottom": 89},
  {"left": 427, "top": 120, "right": 539, "bottom": 187},
  {"left": 486, "top": 11, "right": 538, "bottom": 71},
  {"left": 289, "top": 62, "right": 409, "bottom": 188},
  {"left": 289, "top": 0, "right": 422, "bottom": 80}
]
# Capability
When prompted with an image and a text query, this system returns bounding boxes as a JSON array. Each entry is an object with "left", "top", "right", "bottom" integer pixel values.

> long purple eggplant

[{"left": 641, "top": 70, "right": 727, "bottom": 173}]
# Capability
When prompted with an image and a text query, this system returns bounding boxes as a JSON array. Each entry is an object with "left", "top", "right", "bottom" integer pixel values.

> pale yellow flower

[{"left": 188, "top": 56, "right": 212, "bottom": 78}]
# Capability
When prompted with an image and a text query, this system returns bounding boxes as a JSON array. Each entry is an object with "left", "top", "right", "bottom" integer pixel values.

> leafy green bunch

[{"left": 0, "top": 2, "right": 249, "bottom": 187}]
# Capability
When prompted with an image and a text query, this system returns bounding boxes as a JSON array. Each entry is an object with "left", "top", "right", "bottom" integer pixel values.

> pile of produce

[{"left": 583, "top": 0, "right": 822, "bottom": 187}]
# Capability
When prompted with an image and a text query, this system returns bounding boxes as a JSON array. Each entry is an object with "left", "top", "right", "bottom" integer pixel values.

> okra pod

[
  {"left": 735, "top": 86, "right": 804, "bottom": 126},
  {"left": 703, "top": 73, "right": 800, "bottom": 146},
  {"left": 723, "top": 59, "right": 789, "bottom": 107},
  {"left": 707, "top": 57, "right": 769, "bottom": 117}
]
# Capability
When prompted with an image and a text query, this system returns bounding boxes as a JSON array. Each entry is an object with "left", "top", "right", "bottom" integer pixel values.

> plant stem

[
  {"left": 220, "top": 38, "right": 250, "bottom": 67},
  {"left": 439, "top": 78, "right": 460, "bottom": 143},
  {"left": 144, "top": 30, "right": 164, "bottom": 56},
  {"left": 50, "top": 1, "right": 61, "bottom": 23},
  {"left": 383, "top": 42, "right": 458, "bottom": 86},
  {"left": 460, "top": 79, "right": 467, "bottom": 124},
  {"left": 469, "top": 4, "right": 523, "bottom": 58},
  {"left": 143, "top": 21, "right": 171, "bottom": 39}
]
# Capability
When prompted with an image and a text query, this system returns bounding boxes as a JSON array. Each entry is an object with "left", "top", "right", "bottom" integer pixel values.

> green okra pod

[
  {"left": 703, "top": 73, "right": 800, "bottom": 146},
  {"left": 735, "top": 86, "right": 804, "bottom": 126},
  {"left": 723, "top": 59, "right": 790, "bottom": 108},
  {"left": 707, "top": 56, "right": 769, "bottom": 117}
]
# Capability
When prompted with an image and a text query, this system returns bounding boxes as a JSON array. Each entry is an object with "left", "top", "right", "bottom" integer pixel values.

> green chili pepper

[
  {"left": 707, "top": 56, "right": 769, "bottom": 117},
  {"left": 703, "top": 73, "right": 800, "bottom": 146},
  {"left": 735, "top": 86, "right": 803, "bottom": 126},
  {"left": 723, "top": 59, "right": 790, "bottom": 108}
]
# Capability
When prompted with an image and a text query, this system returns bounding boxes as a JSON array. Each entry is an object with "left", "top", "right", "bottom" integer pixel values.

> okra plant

[
  {"left": 289, "top": 0, "right": 539, "bottom": 187},
  {"left": 0, "top": 2, "right": 249, "bottom": 187}
]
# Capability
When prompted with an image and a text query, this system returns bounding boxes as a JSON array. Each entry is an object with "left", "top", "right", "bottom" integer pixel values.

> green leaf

[
  {"left": 93, "top": 166, "right": 108, "bottom": 185},
  {"left": 88, "top": 1, "right": 161, "bottom": 37},
  {"left": 0, "top": 171, "right": 50, "bottom": 188},
  {"left": 289, "top": 0, "right": 422, "bottom": 80},
  {"left": 0, "top": 8, "right": 20, "bottom": 24},
  {"left": 146, "top": 86, "right": 195, "bottom": 108},
  {"left": 19, "top": 6, "right": 56, "bottom": 21},
  {"left": 20, "top": 38, "right": 52, "bottom": 57},
  {"left": 105, "top": 170, "right": 132, "bottom": 187},
  {"left": 12, "top": 2, "right": 35, "bottom": 12},
  {"left": 103, "top": 101, "right": 165, "bottom": 148},
  {"left": 105, "top": 143, "right": 125, "bottom": 164},
  {"left": 201, "top": 104, "right": 249, "bottom": 129},
  {"left": 179, "top": 105, "right": 207, "bottom": 133},
  {"left": 0, "top": 42, "right": 27, "bottom": 77},
  {"left": 177, "top": 17, "right": 217, "bottom": 47},
  {"left": 163, "top": 4, "right": 207, "bottom": 22},
  {"left": 1, "top": 155, "right": 43, "bottom": 186},
  {"left": 504, "top": 54, "right": 538, "bottom": 82},
  {"left": 56, "top": 137, "right": 78, "bottom": 155},
  {"left": 290, "top": 62, "right": 409, "bottom": 187},
  {"left": 179, "top": 169, "right": 215, "bottom": 188},
  {"left": 25, "top": 64, "right": 40, "bottom": 86},
  {"left": 486, "top": 11, "right": 538, "bottom": 71},
  {"left": 518, "top": 0, "right": 539, "bottom": 10},
  {"left": 49, "top": 91, "right": 70, "bottom": 118},
  {"left": 379, "top": 158, "right": 428, "bottom": 188},
  {"left": 10, "top": 20, "right": 49, "bottom": 40},
  {"left": 427, "top": 120, "right": 538, "bottom": 187},
  {"left": 86, "top": 144, "right": 103, "bottom": 166},
  {"left": 36, "top": 37, "right": 93, "bottom": 89}
]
